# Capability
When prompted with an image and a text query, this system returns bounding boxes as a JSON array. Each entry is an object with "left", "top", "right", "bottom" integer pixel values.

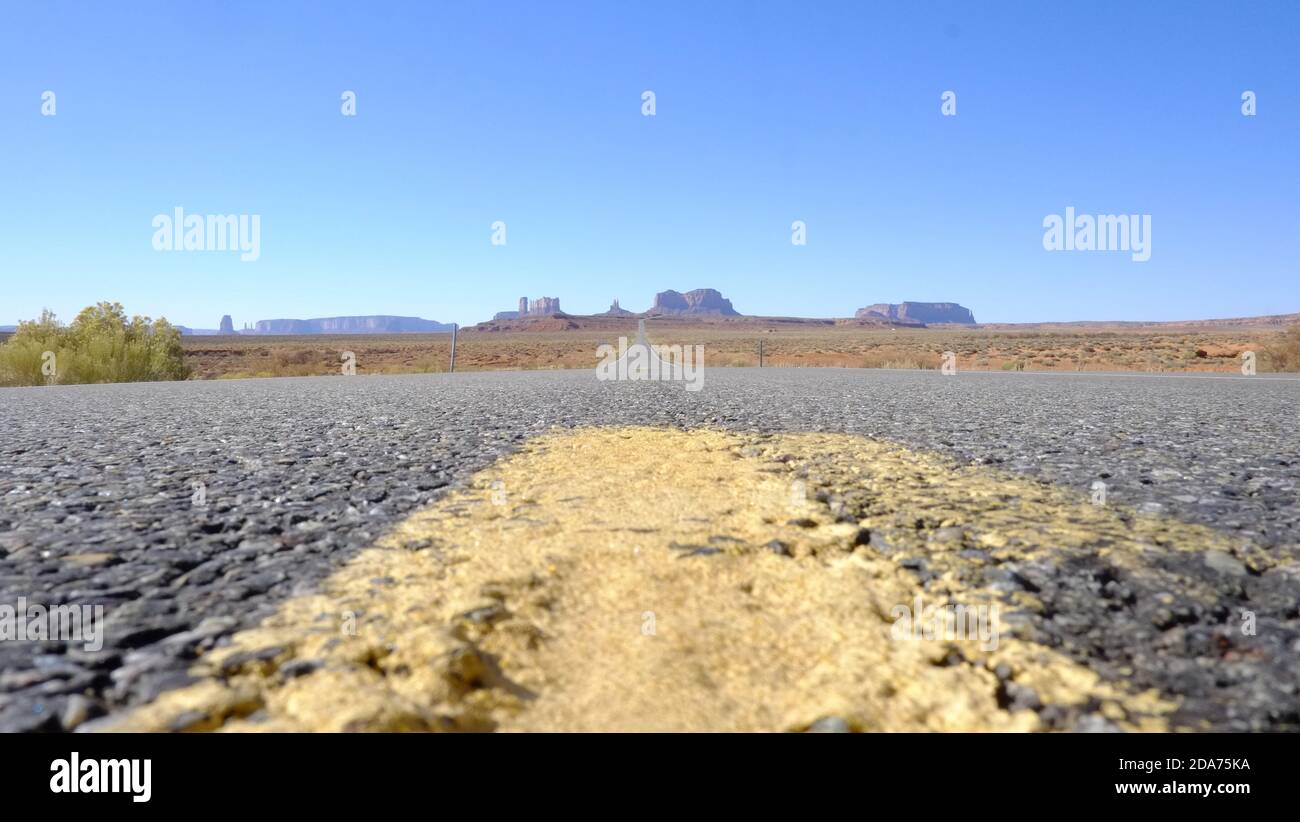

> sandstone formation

[
  {"left": 218, "top": 315, "right": 235, "bottom": 335},
  {"left": 253, "top": 316, "right": 454, "bottom": 334},
  {"left": 491, "top": 296, "right": 562, "bottom": 322},
  {"left": 649, "top": 288, "right": 739, "bottom": 316},
  {"left": 598, "top": 299, "right": 635, "bottom": 317},
  {"left": 518, "top": 297, "right": 561, "bottom": 317},
  {"left": 855, "top": 302, "right": 975, "bottom": 324}
]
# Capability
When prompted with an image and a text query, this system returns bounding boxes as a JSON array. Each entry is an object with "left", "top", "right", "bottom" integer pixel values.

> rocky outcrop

[
  {"left": 474, "top": 316, "right": 579, "bottom": 332},
  {"left": 491, "top": 297, "right": 562, "bottom": 322},
  {"left": 218, "top": 315, "right": 235, "bottom": 335},
  {"left": 855, "top": 302, "right": 975, "bottom": 324},
  {"left": 649, "top": 289, "right": 739, "bottom": 316},
  {"left": 253, "top": 316, "right": 453, "bottom": 334},
  {"left": 519, "top": 297, "right": 562, "bottom": 317},
  {"left": 598, "top": 299, "right": 635, "bottom": 317}
]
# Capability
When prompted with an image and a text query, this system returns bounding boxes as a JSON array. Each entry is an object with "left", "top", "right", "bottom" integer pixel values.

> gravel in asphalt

[{"left": 1, "top": 368, "right": 1297, "bottom": 731}]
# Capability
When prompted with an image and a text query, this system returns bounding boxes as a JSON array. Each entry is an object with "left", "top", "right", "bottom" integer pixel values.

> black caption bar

[{"left": 0, "top": 731, "right": 1282, "bottom": 811}]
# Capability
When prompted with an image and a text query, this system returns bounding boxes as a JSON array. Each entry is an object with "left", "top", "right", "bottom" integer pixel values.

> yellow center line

[{"left": 104, "top": 426, "right": 1266, "bottom": 732}]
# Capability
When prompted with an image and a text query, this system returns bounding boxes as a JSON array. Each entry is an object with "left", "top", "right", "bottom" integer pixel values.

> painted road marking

[{"left": 104, "top": 427, "right": 1276, "bottom": 732}]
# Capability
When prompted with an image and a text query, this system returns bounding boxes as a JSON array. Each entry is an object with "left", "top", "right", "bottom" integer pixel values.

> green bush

[{"left": 0, "top": 302, "right": 190, "bottom": 386}]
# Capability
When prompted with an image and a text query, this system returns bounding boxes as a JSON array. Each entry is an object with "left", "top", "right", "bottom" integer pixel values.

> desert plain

[{"left": 173, "top": 314, "right": 1300, "bottom": 379}]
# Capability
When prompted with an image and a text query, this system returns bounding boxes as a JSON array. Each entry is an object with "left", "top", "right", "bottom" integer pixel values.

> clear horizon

[
  {"left": 2, "top": 1, "right": 1297, "bottom": 328},
  {"left": 16, "top": 296, "right": 1290, "bottom": 334}
]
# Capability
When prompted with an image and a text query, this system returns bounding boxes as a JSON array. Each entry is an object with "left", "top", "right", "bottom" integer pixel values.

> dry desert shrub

[
  {"left": 1265, "top": 325, "right": 1300, "bottom": 372},
  {"left": 0, "top": 303, "right": 189, "bottom": 386}
]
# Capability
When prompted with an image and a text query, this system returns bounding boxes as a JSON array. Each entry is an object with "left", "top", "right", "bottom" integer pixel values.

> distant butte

[
  {"left": 855, "top": 302, "right": 976, "bottom": 325},
  {"left": 648, "top": 288, "right": 739, "bottom": 316}
]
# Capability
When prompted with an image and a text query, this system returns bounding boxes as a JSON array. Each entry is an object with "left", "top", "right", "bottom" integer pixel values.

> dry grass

[
  {"left": 1265, "top": 325, "right": 1300, "bottom": 372},
  {"left": 177, "top": 322, "right": 1286, "bottom": 379}
]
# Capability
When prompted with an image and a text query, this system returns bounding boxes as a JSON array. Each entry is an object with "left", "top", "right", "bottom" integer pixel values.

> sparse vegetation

[
  {"left": 173, "top": 323, "right": 1273, "bottom": 379},
  {"left": 0, "top": 302, "right": 189, "bottom": 386},
  {"left": 1264, "top": 325, "right": 1300, "bottom": 373},
  {"left": 1, "top": 314, "right": 1280, "bottom": 383}
]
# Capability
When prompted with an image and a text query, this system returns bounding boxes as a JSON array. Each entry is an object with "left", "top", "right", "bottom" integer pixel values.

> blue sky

[{"left": 1, "top": 0, "right": 1297, "bottom": 327}]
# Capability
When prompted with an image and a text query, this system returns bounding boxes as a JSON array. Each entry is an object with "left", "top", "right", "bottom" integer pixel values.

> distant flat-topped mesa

[
  {"left": 253, "top": 316, "right": 453, "bottom": 334},
  {"left": 855, "top": 302, "right": 976, "bottom": 324},
  {"left": 649, "top": 288, "right": 739, "bottom": 316}
]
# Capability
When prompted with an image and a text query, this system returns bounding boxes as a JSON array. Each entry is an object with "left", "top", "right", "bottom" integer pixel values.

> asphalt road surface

[{"left": 1, "top": 368, "right": 1297, "bottom": 731}]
